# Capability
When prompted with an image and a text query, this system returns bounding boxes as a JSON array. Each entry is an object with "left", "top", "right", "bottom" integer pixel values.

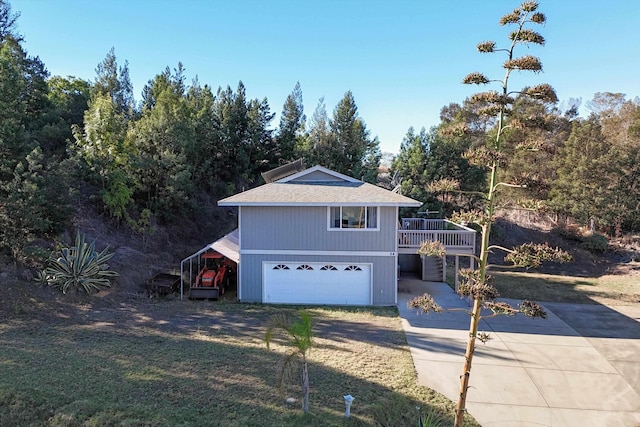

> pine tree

[
  {"left": 43, "top": 76, "right": 91, "bottom": 157},
  {"left": 0, "top": 2, "right": 66, "bottom": 259},
  {"left": 300, "top": 97, "right": 331, "bottom": 166},
  {"left": 308, "top": 91, "right": 381, "bottom": 182},
  {"left": 92, "top": 47, "right": 135, "bottom": 119},
  {"left": 131, "top": 67, "right": 195, "bottom": 220},
  {"left": 391, "top": 127, "right": 431, "bottom": 204},
  {"left": 276, "top": 82, "right": 305, "bottom": 163}
]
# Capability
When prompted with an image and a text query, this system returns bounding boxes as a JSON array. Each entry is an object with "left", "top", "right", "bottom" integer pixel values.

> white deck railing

[{"left": 398, "top": 218, "right": 476, "bottom": 254}]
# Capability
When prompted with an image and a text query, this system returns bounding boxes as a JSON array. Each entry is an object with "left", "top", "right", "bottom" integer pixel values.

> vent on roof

[{"left": 261, "top": 159, "right": 305, "bottom": 183}]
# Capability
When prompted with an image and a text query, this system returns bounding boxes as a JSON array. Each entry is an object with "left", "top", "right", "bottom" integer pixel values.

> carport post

[{"left": 180, "top": 262, "right": 183, "bottom": 301}]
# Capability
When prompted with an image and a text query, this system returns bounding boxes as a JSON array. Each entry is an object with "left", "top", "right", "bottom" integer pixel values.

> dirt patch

[{"left": 490, "top": 211, "right": 640, "bottom": 278}]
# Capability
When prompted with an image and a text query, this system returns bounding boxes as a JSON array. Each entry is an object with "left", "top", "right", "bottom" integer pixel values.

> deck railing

[{"left": 398, "top": 218, "right": 476, "bottom": 254}]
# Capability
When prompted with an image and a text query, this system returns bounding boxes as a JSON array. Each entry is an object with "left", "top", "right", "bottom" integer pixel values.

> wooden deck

[{"left": 398, "top": 218, "right": 476, "bottom": 255}]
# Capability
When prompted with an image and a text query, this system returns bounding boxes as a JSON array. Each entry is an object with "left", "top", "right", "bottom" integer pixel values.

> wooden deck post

[
  {"left": 442, "top": 255, "right": 447, "bottom": 282},
  {"left": 455, "top": 255, "right": 459, "bottom": 293}
]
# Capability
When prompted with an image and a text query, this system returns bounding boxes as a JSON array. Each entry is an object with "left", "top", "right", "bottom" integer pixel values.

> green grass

[{"left": 0, "top": 302, "right": 479, "bottom": 427}]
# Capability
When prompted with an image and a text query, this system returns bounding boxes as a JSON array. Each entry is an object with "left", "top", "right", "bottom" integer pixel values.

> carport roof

[{"left": 182, "top": 229, "right": 239, "bottom": 264}]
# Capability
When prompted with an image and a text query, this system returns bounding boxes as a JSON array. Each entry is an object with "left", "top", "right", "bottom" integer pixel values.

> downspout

[{"left": 394, "top": 205, "right": 399, "bottom": 305}]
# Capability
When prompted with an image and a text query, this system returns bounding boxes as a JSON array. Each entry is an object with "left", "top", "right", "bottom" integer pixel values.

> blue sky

[{"left": 12, "top": 0, "right": 640, "bottom": 154}]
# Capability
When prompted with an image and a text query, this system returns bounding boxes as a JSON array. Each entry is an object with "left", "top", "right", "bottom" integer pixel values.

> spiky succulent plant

[{"left": 38, "top": 232, "right": 118, "bottom": 294}]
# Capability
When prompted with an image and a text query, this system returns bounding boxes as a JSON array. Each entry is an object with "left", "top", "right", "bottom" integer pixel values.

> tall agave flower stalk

[{"left": 409, "top": 3, "right": 571, "bottom": 426}]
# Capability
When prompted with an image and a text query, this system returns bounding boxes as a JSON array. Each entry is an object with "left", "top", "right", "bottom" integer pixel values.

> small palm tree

[{"left": 265, "top": 310, "right": 314, "bottom": 414}]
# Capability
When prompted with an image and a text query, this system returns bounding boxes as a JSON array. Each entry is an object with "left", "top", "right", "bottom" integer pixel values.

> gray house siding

[
  {"left": 239, "top": 253, "right": 397, "bottom": 305},
  {"left": 240, "top": 206, "right": 398, "bottom": 252}
]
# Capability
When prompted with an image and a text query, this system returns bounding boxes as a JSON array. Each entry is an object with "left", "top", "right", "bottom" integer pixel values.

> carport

[{"left": 180, "top": 229, "right": 239, "bottom": 300}]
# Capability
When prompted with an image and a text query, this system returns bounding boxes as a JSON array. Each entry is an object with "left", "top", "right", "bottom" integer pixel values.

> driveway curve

[{"left": 397, "top": 279, "right": 640, "bottom": 427}]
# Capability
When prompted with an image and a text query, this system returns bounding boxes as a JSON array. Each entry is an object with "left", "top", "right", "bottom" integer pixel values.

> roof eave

[{"left": 218, "top": 201, "right": 422, "bottom": 207}]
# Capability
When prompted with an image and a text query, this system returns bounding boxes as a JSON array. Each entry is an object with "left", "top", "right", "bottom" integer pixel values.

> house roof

[{"left": 218, "top": 165, "right": 422, "bottom": 207}]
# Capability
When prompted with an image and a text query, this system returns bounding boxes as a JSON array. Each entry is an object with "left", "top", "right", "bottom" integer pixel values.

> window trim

[{"left": 327, "top": 206, "right": 380, "bottom": 231}]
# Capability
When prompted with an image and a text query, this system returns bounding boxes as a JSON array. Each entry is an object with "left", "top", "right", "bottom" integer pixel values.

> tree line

[
  {"left": 0, "top": 1, "right": 381, "bottom": 261},
  {"left": 72, "top": 54, "right": 380, "bottom": 225},
  {"left": 392, "top": 92, "right": 640, "bottom": 234}
]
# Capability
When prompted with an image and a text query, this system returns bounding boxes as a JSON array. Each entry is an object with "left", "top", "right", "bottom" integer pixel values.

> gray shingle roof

[{"left": 218, "top": 180, "right": 421, "bottom": 207}]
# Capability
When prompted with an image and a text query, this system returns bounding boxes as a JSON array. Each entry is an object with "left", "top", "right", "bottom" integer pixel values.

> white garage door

[{"left": 263, "top": 262, "right": 371, "bottom": 305}]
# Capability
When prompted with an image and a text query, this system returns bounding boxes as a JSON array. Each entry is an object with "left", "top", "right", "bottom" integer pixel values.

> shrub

[
  {"left": 555, "top": 225, "right": 582, "bottom": 242},
  {"left": 581, "top": 233, "right": 609, "bottom": 253},
  {"left": 37, "top": 233, "right": 118, "bottom": 294},
  {"left": 21, "top": 245, "right": 52, "bottom": 269}
]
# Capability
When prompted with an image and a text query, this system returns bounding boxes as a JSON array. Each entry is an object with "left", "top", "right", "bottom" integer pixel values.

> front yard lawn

[{"left": 0, "top": 299, "right": 478, "bottom": 426}]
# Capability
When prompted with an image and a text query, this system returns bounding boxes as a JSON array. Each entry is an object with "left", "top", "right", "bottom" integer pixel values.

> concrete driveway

[{"left": 397, "top": 278, "right": 640, "bottom": 427}]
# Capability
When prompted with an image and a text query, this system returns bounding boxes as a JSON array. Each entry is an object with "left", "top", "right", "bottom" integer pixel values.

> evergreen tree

[
  {"left": 549, "top": 116, "right": 621, "bottom": 229},
  {"left": 43, "top": 76, "right": 90, "bottom": 157},
  {"left": 0, "top": 3, "right": 68, "bottom": 258},
  {"left": 392, "top": 123, "right": 485, "bottom": 216},
  {"left": 0, "top": 147, "right": 52, "bottom": 259},
  {"left": 73, "top": 92, "right": 133, "bottom": 221},
  {"left": 300, "top": 97, "right": 331, "bottom": 166},
  {"left": 361, "top": 136, "right": 381, "bottom": 184},
  {"left": 500, "top": 94, "right": 572, "bottom": 202},
  {"left": 246, "top": 97, "right": 276, "bottom": 175},
  {"left": 299, "top": 92, "right": 381, "bottom": 182},
  {"left": 0, "top": 0, "right": 20, "bottom": 42},
  {"left": 276, "top": 82, "right": 305, "bottom": 163},
  {"left": 0, "top": 36, "right": 28, "bottom": 179},
  {"left": 329, "top": 91, "right": 363, "bottom": 176},
  {"left": 131, "top": 66, "right": 195, "bottom": 221},
  {"left": 215, "top": 82, "right": 250, "bottom": 183},
  {"left": 547, "top": 94, "right": 640, "bottom": 233},
  {"left": 92, "top": 47, "right": 135, "bottom": 119},
  {"left": 391, "top": 127, "right": 431, "bottom": 204},
  {"left": 186, "top": 81, "right": 225, "bottom": 192}
]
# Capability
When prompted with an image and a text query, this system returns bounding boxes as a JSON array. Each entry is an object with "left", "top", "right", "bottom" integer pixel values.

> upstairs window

[{"left": 329, "top": 206, "right": 378, "bottom": 230}]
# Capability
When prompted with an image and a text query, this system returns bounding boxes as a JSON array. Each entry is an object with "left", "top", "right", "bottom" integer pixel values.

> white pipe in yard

[{"left": 344, "top": 395, "right": 354, "bottom": 418}]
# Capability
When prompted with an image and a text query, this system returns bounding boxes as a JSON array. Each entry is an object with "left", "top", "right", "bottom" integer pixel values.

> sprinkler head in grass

[{"left": 344, "top": 394, "right": 354, "bottom": 418}]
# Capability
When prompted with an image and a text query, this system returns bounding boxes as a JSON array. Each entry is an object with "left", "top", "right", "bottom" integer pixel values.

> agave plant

[{"left": 39, "top": 233, "right": 118, "bottom": 294}]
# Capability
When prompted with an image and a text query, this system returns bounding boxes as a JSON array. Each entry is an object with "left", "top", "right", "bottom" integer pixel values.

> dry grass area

[
  {"left": 0, "top": 288, "right": 479, "bottom": 427},
  {"left": 446, "top": 259, "right": 640, "bottom": 306},
  {"left": 491, "top": 269, "right": 640, "bottom": 305}
]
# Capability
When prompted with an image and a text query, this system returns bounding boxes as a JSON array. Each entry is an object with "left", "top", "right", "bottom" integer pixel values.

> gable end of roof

[{"left": 278, "top": 165, "right": 360, "bottom": 183}]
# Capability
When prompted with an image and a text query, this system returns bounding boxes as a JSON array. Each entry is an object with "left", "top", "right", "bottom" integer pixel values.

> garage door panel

[{"left": 264, "top": 262, "right": 371, "bottom": 305}]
